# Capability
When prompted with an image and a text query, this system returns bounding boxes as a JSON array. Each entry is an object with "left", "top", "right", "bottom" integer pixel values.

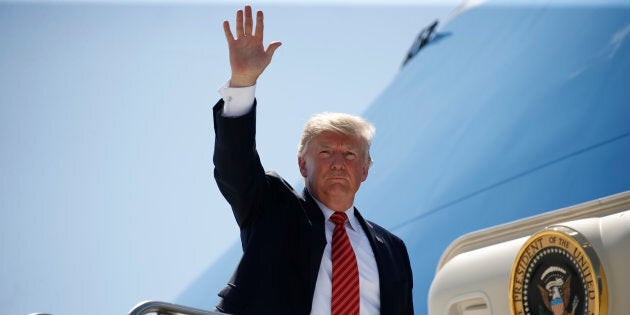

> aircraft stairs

[{"left": 128, "top": 300, "right": 224, "bottom": 315}]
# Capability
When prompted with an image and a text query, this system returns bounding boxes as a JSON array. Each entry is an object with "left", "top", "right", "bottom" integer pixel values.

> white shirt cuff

[{"left": 218, "top": 80, "right": 256, "bottom": 117}]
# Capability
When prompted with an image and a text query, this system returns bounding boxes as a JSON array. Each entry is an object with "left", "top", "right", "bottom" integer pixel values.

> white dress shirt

[
  {"left": 310, "top": 199, "right": 381, "bottom": 315},
  {"left": 218, "top": 82, "right": 381, "bottom": 314},
  {"left": 218, "top": 81, "right": 255, "bottom": 117}
]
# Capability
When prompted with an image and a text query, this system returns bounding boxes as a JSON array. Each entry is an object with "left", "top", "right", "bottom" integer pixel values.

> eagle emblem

[
  {"left": 509, "top": 226, "right": 607, "bottom": 315},
  {"left": 537, "top": 266, "right": 579, "bottom": 315}
]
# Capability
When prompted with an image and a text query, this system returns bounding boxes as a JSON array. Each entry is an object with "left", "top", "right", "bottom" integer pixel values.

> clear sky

[{"left": 0, "top": 1, "right": 456, "bottom": 314}]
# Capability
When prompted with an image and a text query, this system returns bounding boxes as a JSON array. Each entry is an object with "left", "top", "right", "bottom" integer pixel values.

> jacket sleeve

[{"left": 212, "top": 99, "right": 269, "bottom": 231}]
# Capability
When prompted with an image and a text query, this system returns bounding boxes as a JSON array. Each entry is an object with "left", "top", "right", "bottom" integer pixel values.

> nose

[{"left": 330, "top": 152, "right": 345, "bottom": 170}]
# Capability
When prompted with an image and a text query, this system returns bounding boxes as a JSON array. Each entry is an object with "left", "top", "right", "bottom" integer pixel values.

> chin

[{"left": 324, "top": 186, "right": 354, "bottom": 197}]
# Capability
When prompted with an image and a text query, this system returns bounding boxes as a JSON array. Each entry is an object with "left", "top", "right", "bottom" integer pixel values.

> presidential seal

[{"left": 509, "top": 226, "right": 607, "bottom": 315}]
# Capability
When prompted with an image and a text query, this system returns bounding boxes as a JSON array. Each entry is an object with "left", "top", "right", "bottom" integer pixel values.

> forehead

[{"left": 311, "top": 131, "right": 362, "bottom": 148}]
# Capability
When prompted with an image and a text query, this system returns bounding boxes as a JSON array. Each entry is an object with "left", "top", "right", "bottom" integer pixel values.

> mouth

[{"left": 327, "top": 174, "right": 349, "bottom": 181}]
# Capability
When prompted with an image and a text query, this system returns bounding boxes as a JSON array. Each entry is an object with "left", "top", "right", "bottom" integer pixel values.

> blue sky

[{"left": 0, "top": 1, "right": 455, "bottom": 314}]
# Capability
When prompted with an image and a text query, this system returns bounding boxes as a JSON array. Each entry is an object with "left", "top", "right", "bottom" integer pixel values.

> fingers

[
  {"left": 235, "top": 9, "right": 244, "bottom": 38},
  {"left": 244, "top": 5, "right": 253, "bottom": 36},
  {"left": 223, "top": 20, "right": 234, "bottom": 42},
  {"left": 230, "top": 5, "right": 270, "bottom": 41},
  {"left": 255, "top": 10, "right": 264, "bottom": 41}
]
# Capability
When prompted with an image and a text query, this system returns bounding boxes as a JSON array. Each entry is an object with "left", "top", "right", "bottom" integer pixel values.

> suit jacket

[{"left": 212, "top": 99, "right": 414, "bottom": 315}]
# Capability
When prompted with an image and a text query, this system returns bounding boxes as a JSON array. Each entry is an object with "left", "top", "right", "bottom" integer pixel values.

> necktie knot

[{"left": 330, "top": 212, "right": 348, "bottom": 226}]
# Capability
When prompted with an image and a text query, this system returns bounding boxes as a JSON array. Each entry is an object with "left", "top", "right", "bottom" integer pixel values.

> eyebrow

[{"left": 317, "top": 142, "right": 357, "bottom": 150}]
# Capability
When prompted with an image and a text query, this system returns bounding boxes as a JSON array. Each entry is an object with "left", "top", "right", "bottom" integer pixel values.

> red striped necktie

[{"left": 330, "top": 212, "right": 360, "bottom": 315}]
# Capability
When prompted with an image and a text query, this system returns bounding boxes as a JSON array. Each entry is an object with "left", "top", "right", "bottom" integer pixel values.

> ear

[
  {"left": 298, "top": 156, "right": 307, "bottom": 177},
  {"left": 360, "top": 163, "right": 369, "bottom": 182}
]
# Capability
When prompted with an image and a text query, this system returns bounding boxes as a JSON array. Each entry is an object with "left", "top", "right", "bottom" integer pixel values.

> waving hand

[{"left": 223, "top": 5, "right": 282, "bottom": 87}]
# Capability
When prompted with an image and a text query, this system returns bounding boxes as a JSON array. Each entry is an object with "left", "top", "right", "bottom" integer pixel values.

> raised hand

[{"left": 223, "top": 5, "right": 282, "bottom": 87}]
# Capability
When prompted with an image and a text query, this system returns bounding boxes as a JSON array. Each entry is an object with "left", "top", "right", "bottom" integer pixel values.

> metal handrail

[{"left": 128, "top": 300, "right": 226, "bottom": 315}]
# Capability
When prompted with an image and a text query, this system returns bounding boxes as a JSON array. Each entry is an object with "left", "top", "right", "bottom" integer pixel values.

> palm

[{"left": 228, "top": 33, "right": 269, "bottom": 80}]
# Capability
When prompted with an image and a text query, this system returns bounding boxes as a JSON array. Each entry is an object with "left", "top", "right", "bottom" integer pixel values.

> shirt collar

[{"left": 312, "top": 197, "right": 360, "bottom": 232}]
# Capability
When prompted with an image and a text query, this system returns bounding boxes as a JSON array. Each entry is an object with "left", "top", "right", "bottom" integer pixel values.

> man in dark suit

[{"left": 212, "top": 5, "right": 413, "bottom": 314}]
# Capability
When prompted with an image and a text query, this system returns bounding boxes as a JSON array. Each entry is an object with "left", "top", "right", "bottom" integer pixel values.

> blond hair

[{"left": 298, "top": 112, "right": 375, "bottom": 165}]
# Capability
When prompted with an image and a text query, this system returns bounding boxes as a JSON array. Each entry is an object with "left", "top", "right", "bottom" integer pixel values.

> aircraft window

[{"left": 446, "top": 294, "right": 490, "bottom": 315}]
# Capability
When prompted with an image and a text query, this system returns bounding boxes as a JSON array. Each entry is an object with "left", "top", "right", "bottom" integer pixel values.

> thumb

[{"left": 266, "top": 41, "right": 282, "bottom": 58}]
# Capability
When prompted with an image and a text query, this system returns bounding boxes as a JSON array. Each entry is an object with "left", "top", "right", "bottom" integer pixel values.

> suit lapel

[
  {"left": 354, "top": 208, "right": 385, "bottom": 247},
  {"left": 301, "top": 189, "right": 327, "bottom": 310},
  {"left": 354, "top": 209, "right": 393, "bottom": 314}
]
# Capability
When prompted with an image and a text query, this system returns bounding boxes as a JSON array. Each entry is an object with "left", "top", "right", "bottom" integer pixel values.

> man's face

[{"left": 298, "top": 131, "right": 369, "bottom": 210}]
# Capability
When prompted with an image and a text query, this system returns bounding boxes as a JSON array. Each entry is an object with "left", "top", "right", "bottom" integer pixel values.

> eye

[
  {"left": 344, "top": 151, "right": 357, "bottom": 160},
  {"left": 319, "top": 150, "right": 331, "bottom": 158}
]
